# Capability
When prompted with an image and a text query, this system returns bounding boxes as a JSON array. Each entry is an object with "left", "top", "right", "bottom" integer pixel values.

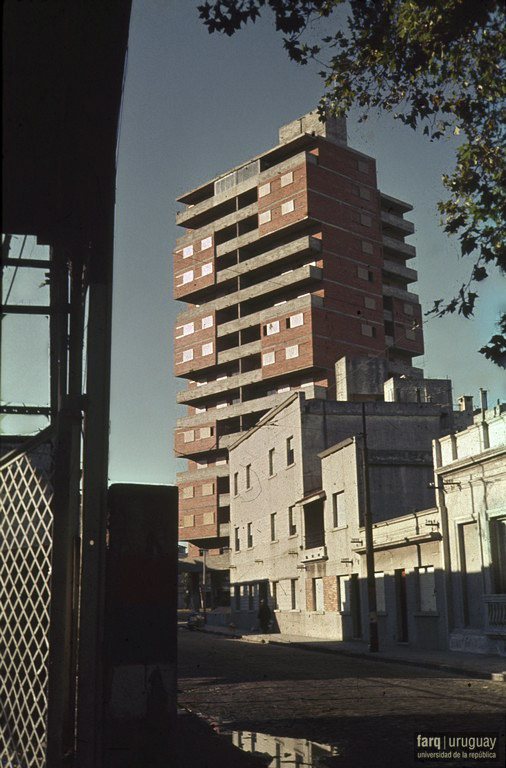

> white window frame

[
  {"left": 288, "top": 312, "right": 303, "bottom": 329},
  {"left": 262, "top": 351, "right": 275, "bottom": 366},
  {"left": 265, "top": 320, "right": 280, "bottom": 336},
  {"left": 281, "top": 200, "right": 295, "bottom": 215},
  {"left": 285, "top": 345, "right": 299, "bottom": 359}
]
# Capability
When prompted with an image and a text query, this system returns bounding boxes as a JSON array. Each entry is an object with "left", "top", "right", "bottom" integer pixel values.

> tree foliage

[{"left": 198, "top": 0, "right": 506, "bottom": 365}]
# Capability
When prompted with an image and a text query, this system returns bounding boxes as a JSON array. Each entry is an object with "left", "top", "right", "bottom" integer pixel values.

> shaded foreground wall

[{"left": 104, "top": 484, "right": 178, "bottom": 767}]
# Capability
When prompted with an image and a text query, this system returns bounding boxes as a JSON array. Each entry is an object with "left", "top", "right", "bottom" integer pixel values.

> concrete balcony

[
  {"left": 383, "top": 259, "right": 417, "bottom": 284},
  {"left": 300, "top": 545, "right": 328, "bottom": 563},
  {"left": 217, "top": 235, "right": 321, "bottom": 280},
  {"left": 177, "top": 390, "right": 294, "bottom": 430},
  {"left": 176, "top": 179, "right": 257, "bottom": 230},
  {"left": 177, "top": 367, "right": 262, "bottom": 405},
  {"left": 382, "top": 284, "right": 419, "bottom": 303},
  {"left": 176, "top": 463, "right": 230, "bottom": 484},
  {"left": 382, "top": 234, "right": 416, "bottom": 260},
  {"left": 217, "top": 340, "right": 261, "bottom": 365},
  {"left": 217, "top": 293, "right": 322, "bottom": 338},
  {"left": 381, "top": 210, "right": 414, "bottom": 236}
]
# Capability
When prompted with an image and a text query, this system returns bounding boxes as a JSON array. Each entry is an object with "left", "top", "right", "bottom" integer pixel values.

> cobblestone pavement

[{"left": 178, "top": 629, "right": 506, "bottom": 768}]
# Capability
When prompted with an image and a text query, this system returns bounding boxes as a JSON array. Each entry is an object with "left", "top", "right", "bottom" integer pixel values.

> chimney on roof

[{"left": 279, "top": 110, "right": 347, "bottom": 146}]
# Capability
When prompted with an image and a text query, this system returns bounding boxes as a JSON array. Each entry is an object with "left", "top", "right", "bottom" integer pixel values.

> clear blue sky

[{"left": 2, "top": 1, "right": 504, "bottom": 485}]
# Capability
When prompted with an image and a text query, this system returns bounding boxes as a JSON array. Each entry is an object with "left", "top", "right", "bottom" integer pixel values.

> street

[{"left": 177, "top": 629, "right": 506, "bottom": 768}]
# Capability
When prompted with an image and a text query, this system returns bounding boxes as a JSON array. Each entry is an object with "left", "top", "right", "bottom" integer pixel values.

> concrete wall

[{"left": 434, "top": 405, "right": 506, "bottom": 655}]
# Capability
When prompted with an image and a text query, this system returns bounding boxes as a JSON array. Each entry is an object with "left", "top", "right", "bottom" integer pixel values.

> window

[
  {"left": 233, "top": 472, "right": 239, "bottom": 496},
  {"left": 272, "top": 581, "right": 278, "bottom": 609},
  {"left": 364, "top": 297, "right": 376, "bottom": 310},
  {"left": 183, "top": 430, "right": 194, "bottom": 443},
  {"left": 201, "top": 262, "right": 213, "bottom": 276},
  {"left": 265, "top": 320, "right": 279, "bottom": 335},
  {"left": 202, "top": 342, "right": 213, "bottom": 356},
  {"left": 285, "top": 345, "right": 299, "bottom": 359},
  {"left": 332, "top": 491, "right": 346, "bottom": 528},
  {"left": 270, "top": 512, "right": 277, "bottom": 542},
  {"left": 359, "top": 186, "right": 371, "bottom": 200},
  {"left": 357, "top": 266, "right": 373, "bottom": 281},
  {"left": 358, "top": 160, "right": 369, "bottom": 174},
  {"left": 248, "top": 584, "right": 254, "bottom": 610},
  {"left": 281, "top": 200, "right": 295, "bottom": 215},
  {"left": 201, "top": 236, "right": 212, "bottom": 250},
  {"left": 182, "top": 244, "right": 194, "bottom": 258},
  {"left": 246, "top": 464, "right": 251, "bottom": 489},
  {"left": 202, "top": 483, "right": 214, "bottom": 497},
  {"left": 182, "top": 348, "right": 193, "bottom": 362},
  {"left": 259, "top": 210, "right": 271, "bottom": 225},
  {"left": 404, "top": 303, "right": 414, "bottom": 315},
  {"left": 201, "top": 314, "right": 213, "bottom": 329},
  {"left": 313, "top": 577, "right": 324, "bottom": 612},
  {"left": 199, "top": 426, "right": 213, "bottom": 439},
  {"left": 288, "top": 506, "right": 297, "bottom": 536},
  {"left": 338, "top": 576, "right": 350, "bottom": 612},
  {"left": 203, "top": 512, "right": 215, "bottom": 525},
  {"left": 286, "top": 436, "right": 294, "bottom": 466},
  {"left": 268, "top": 448, "right": 275, "bottom": 476},
  {"left": 183, "top": 514, "right": 194, "bottom": 527},
  {"left": 288, "top": 312, "right": 303, "bottom": 329},
  {"left": 281, "top": 171, "right": 293, "bottom": 187},
  {"left": 417, "top": 566, "right": 437, "bottom": 612},
  {"left": 361, "top": 324, "right": 376, "bottom": 338},
  {"left": 247, "top": 523, "right": 253, "bottom": 548},
  {"left": 262, "top": 351, "right": 275, "bottom": 366},
  {"left": 181, "top": 270, "right": 194, "bottom": 285},
  {"left": 360, "top": 213, "right": 372, "bottom": 227},
  {"left": 291, "top": 579, "right": 297, "bottom": 609},
  {"left": 258, "top": 182, "right": 271, "bottom": 197},
  {"left": 234, "top": 527, "right": 240, "bottom": 551},
  {"left": 361, "top": 240, "right": 373, "bottom": 255},
  {"left": 177, "top": 322, "right": 194, "bottom": 337},
  {"left": 375, "top": 572, "right": 386, "bottom": 612},
  {"left": 406, "top": 328, "right": 416, "bottom": 340},
  {"left": 182, "top": 486, "right": 194, "bottom": 499}
]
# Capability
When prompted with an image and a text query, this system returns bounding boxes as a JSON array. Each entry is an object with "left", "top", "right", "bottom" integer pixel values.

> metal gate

[{"left": 0, "top": 429, "right": 54, "bottom": 768}]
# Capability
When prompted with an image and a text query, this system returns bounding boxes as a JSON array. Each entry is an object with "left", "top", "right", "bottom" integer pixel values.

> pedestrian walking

[{"left": 258, "top": 599, "right": 272, "bottom": 633}]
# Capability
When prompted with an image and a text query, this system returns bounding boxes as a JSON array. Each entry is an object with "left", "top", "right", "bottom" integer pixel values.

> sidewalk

[{"left": 198, "top": 624, "right": 506, "bottom": 681}]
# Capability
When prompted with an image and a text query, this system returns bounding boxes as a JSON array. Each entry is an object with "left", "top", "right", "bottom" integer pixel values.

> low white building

[
  {"left": 228, "top": 383, "right": 471, "bottom": 648},
  {"left": 433, "top": 398, "right": 506, "bottom": 654}
]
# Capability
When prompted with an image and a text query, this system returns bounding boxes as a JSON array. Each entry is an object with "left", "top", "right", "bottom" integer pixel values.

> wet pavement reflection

[{"left": 214, "top": 724, "right": 339, "bottom": 767}]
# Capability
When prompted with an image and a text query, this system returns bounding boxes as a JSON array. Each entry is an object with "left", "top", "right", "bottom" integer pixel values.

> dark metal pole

[{"left": 362, "top": 402, "right": 379, "bottom": 652}]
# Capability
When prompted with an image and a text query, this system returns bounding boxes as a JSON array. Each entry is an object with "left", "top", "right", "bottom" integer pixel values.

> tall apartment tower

[{"left": 174, "top": 111, "right": 424, "bottom": 556}]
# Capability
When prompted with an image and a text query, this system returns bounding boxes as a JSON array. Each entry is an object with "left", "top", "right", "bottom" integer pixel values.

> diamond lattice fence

[{"left": 1, "top": 439, "right": 54, "bottom": 768}]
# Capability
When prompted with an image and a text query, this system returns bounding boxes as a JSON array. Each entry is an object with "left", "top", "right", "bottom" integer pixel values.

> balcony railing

[{"left": 484, "top": 595, "right": 506, "bottom": 635}]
